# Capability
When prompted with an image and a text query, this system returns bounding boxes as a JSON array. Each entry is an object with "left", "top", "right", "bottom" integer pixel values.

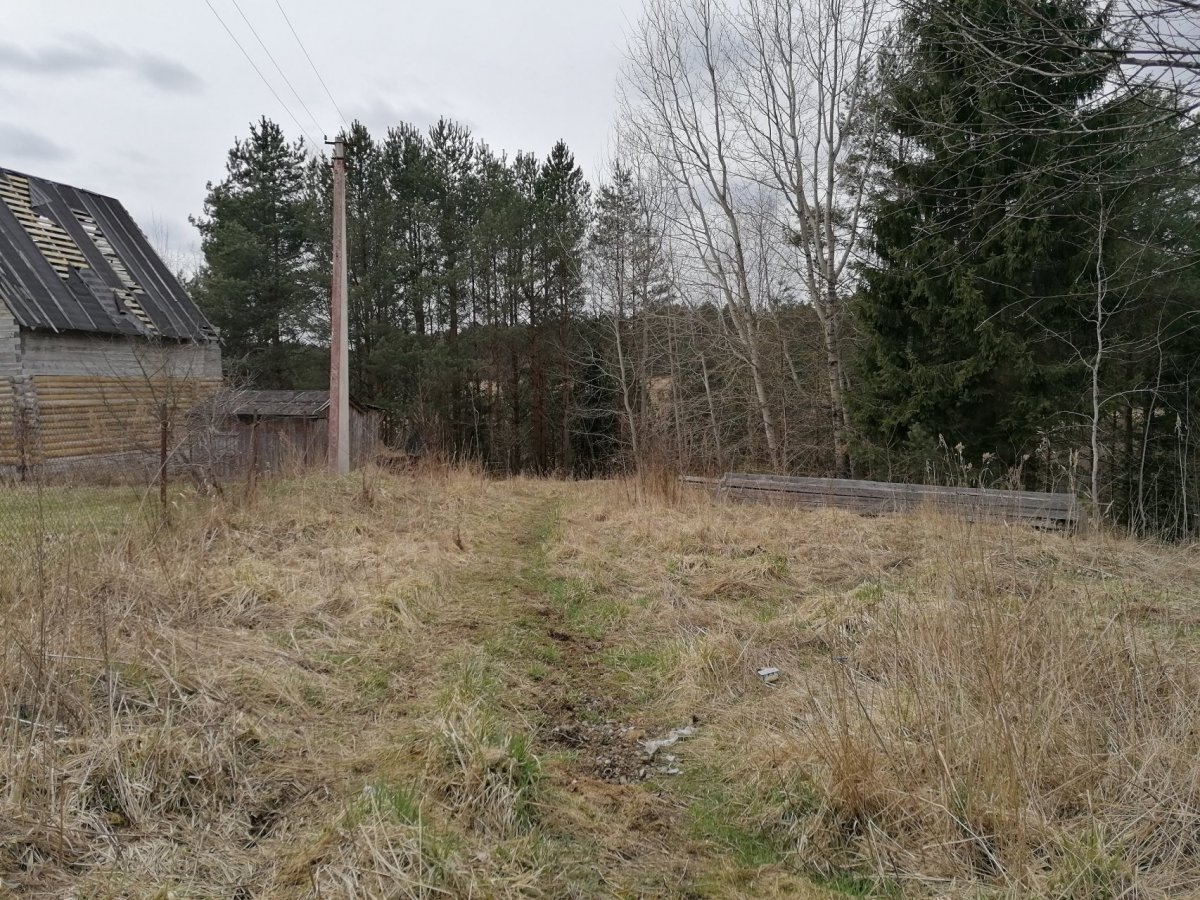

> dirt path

[{"left": 413, "top": 483, "right": 838, "bottom": 898}]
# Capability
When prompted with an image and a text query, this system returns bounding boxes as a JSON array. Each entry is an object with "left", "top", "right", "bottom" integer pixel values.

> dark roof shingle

[
  {"left": 0, "top": 166, "right": 218, "bottom": 342},
  {"left": 226, "top": 390, "right": 333, "bottom": 418}
]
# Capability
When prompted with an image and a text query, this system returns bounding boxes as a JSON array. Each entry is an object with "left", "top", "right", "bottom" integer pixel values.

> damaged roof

[
  {"left": 218, "top": 390, "right": 376, "bottom": 418},
  {"left": 0, "top": 166, "right": 218, "bottom": 342}
]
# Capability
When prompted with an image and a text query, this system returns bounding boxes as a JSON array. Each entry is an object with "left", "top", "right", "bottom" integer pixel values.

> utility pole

[{"left": 328, "top": 134, "right": 350, "bottom": 475}]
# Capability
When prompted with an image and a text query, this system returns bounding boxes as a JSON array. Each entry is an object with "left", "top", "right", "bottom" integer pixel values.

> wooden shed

[
  {"left": 0, "top": 166, "right": 221, "bottom": 478},
  {"left": 211, "top": 390, "right": 383, "bottom": 473}
]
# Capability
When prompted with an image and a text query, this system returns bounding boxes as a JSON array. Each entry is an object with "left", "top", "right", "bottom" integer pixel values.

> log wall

[
  {"left": 0, "top": 307, "right": 16, "bottom": 468},
  {"left": 1, "top": 330, "right": 223, "bottom": 473},
  {"left": 25, "top": 375, "right": 222, "bottom": 462}
]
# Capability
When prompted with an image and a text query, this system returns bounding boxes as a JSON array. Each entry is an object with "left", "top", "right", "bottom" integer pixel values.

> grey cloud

[
  {"left": 0, "top": 36, "right": 202, "bottom": 93},
  {"left": 134, "top": 56, "right": 203, "bottom": 93},
  {"left": 350, "top": 96, "right": 473, "bottom": 135},
  {"left": 133, "top": 209, "right": 201, "bottom": 268},
  {"left": 0, "top": 123, "right": 72, "bottom": 163}
]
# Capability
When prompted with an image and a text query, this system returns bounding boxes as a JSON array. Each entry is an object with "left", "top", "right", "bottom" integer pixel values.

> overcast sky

[{"left": 4, "top": 1, "right": 643, "bottom": 268}]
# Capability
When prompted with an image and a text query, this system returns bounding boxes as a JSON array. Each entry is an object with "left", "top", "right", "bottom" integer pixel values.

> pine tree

[
  {"left": 343, "top": 122, "right": 404, "bottom": 402},
  {"left": 192, "top": 117, "right": 314, "bottom": 387},
  {"left": 381, "top": 123, "right": 438, "bottom": 338},
  {"left": 589, "top": 164, "right": 673, "bottom": 470},
  {"left": 532, "top": 141, "right": 590, "bottom": 473}
]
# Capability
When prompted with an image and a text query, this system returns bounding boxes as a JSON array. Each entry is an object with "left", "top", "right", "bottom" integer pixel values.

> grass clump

[
  {"left": 416, "top": 701, "right": 543, "bottom": 838},
  {"left": 309, "top": 782, "right": 464, "bottom": 900}
]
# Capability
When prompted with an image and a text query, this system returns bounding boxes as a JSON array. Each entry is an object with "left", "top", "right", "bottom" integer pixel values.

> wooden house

[
  {"left": 208, "top": 390, "right": 383, "bottom": 473},
  {"left": 0, "top": 166, "right": 221, "bottom": 477}
]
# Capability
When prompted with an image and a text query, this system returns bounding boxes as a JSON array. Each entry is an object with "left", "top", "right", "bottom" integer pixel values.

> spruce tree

[{"left": 851, "top": 0, "right": 1119, "bottom": 473}]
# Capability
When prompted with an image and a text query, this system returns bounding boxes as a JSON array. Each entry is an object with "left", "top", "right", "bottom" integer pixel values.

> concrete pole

[{"left": 328, "top": 135, "right": 350, "bottom": 475}]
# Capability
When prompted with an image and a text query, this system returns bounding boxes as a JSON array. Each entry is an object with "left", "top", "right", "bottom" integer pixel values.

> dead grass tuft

[{"left": 792, "top": 586, "right": 1200, "bottom": 893}]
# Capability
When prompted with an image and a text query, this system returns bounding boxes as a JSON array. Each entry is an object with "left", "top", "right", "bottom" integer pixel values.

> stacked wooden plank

[{"left": 698, "top": 473, "right": 1080, "bottom": 529}]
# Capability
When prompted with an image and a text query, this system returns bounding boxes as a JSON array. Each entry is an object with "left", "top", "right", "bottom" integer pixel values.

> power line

[
  {"left": 202, "top": 0, "right": 320, "bottom": 148},
  {"left": 273, "top": 0, "right": 351, "bottom": 127},
  {"left": 227, "top": 0, "right": 329, "bottom": 138}
]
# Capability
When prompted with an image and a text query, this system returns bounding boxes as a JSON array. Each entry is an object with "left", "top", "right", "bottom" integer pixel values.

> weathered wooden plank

[
  {"left": 723, "top": 473, "right": 1075, "bottom": 508},
  {"left": 726, "top": 471, "right": 1050, "bottom": 495},
  {"left": 723, "top": 488, "right": 1076, "bottom": 520},
  {"left": 721, "top": 474, "right": 1078, "bottom": 516},
  {"left": 698, "top": 472, "right": 1081, "bottom": 528},
  {"left": 0, "top": 303, "right": 19, "bottom": 380},
  {"left": 722, "top": 485, "right": 1075, "bottom": 526},
  {"left": 720, "top": 475, "right": 1070, "bottom": 504},
  {"left": 724, "top": 482, "right": 1063, "bottom": 511}
]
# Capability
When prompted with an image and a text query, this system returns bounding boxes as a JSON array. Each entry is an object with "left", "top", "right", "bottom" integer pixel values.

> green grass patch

[
  {"left": 437, "top": 651, "right": 504, "bottom": 706},
  {"left": 358, "top": 668, "right": 392, "bottom": 701},
  {"left": 599, "top": 640, "right": 679, "bottom": 707},
  {"left": 298, "top": 677, "right": 329, "bottom": 708},
  {"left": 679, "top": 767, "right": 791, "bottom": 869},
  {"left": 691, "top": 799, "right": 786, "bottom": 869},
  {"left": 545, "top": 576, "right": 629, "bottom": 639},
  {"left": 605, "top": 644, "right": 673, "bottom": 674},
  {"left": 811, "top": 872, "right": 903, "bottom": 898},
  {"left": 482, "top": 618, "right": 567, "bottom": 671},
  {"left": 355, "top": 781, "right": 424, "bottom": 826},
  {"left": 766, "top": 553, "right": 791, "bottom": 578},
  {"left": 0, "top": 485, "right": 146, "bottom": 545},
  {"left": 852, "top": 581, "right": 885, "bottom": 604},
  {"left": 1049, "top": 829, "right": 1135, "bottom": 899}
]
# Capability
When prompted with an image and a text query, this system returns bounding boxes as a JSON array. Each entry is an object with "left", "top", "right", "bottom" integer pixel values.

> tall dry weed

[{"left": 790, "top": 560, "right": 1200, "bottom": 894}]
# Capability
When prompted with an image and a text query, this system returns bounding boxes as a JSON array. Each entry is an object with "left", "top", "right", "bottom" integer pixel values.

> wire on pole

[
  {"left": 273, "top": 0, "right": 351, "bottom": 127},
  {"left": 202, "top": 0, "right": 321, "bottom": 148},
  {"left": 228, "top": 0, "right": 329, "bottom": 138}
]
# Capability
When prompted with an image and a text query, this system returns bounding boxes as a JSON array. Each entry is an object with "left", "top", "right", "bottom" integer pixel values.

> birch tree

[
  {"left": 734, "top": 0, "right": 884, "bottom": 474},
  {"left": 621, "top": 0, "right": 786, "bottom": 470}
]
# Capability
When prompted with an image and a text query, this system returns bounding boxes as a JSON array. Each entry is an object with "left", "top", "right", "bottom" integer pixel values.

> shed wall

[{"left": 211, "top": 409, "right": 382, "bottom": 475}]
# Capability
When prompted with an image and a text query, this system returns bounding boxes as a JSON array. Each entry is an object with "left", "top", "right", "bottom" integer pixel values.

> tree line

[{"left": 192, "top": 0, "right": 1200, "bottom": 534}]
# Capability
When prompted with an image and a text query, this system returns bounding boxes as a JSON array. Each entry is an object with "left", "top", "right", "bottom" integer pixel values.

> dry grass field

[{"left": 3, "top": 469, "right": 1200, "bottom": 898}]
